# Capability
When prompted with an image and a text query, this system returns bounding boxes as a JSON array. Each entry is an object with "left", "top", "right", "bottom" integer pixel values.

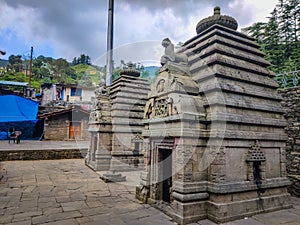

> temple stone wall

[
  {"left": 137, "top": 7, "right": 291, "bottom": 224},
  {"left": 280, "top": 87, "right": 300, "bottom": 196},
  {"left": 86, "top": 92, "right": 112, "bottom": 171},
  {"left": 109, "top": 75, "right": 149, "bottom": 171},
  {"left": 86, "top": 68, "right": 150, "bottom": 172}
]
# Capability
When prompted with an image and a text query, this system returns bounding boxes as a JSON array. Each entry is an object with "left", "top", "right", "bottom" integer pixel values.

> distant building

[
  {"left": 38, "top": 105, "right": 90, "bottom": 141},
  {"left": 60, "top": 84, "right": 95, "bottom": 103},
  {"left": 39, "top": 83, "right": 94, "bottom": 141},
  {"left": 40, "top": 83, "right": 95, "bottom": 106},
  {"left": 0, "top": 80, "right": 28, "bottom": 96}
]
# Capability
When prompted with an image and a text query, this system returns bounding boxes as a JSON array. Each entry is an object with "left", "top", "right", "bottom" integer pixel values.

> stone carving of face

[
  {"left": 157, "top": 79, "right": 165, "bottom": 93},
  {"left": 162, "top": 38, "right": 171, "bottom": 48}
]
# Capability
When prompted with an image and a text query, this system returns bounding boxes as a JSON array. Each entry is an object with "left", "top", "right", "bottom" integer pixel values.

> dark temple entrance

[{"left": 159, "top": 148, "right": 172, "bottom": 202}]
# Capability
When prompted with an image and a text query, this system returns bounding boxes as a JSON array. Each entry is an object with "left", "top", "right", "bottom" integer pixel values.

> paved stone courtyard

[
  {"left": 0, "top": 158, "right": 300, "bottom": 225},
  {"left": 0, "top": 159, "right": 176, "bottom": 225}
]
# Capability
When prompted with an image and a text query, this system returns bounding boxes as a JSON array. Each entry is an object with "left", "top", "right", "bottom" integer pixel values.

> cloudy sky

[{"left": 0, "top": 0, "right": 277, "bottom": 66}]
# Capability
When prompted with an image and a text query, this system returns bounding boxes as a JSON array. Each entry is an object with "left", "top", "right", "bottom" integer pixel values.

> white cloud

[
  {"left": 0, "top": 0, "right": 278, "bottom": 65},
  {"left": 229, "top": 0, "right": 277, "bottom": 27}
]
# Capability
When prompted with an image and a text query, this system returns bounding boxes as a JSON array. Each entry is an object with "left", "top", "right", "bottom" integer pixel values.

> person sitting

[
  {"left": 8, "top": 128, "right": 21, "bottom": 144},
  {"left": 8, "top": 127, "right": 16, "bottom": 143}
]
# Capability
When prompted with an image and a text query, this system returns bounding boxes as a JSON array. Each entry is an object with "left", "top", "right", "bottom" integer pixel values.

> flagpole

[{"left": 106, "top": 0, "right": 114, "bottom": 86}]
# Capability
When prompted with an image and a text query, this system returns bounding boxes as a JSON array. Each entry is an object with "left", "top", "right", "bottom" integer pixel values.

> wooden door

[{"left": 69, "top": 122, "right": 81, "bottom": 139}]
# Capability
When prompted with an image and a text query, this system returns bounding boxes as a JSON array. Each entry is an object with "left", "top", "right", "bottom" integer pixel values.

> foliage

[
  {"left": 111, "top": 60, "right": 155, "bottom": 83},
  {"left": 72, "top": 64, "right": 102, "bottom": 86},
  {"left": 7, "top": 55, "right": 23, "bottom": 72},
  {"left": 72, "top": 54, "right": 91, "bottom": 65},
  {"left": 2, "top": 54, "right": 154, "bottom": 94},
  {"left": 241, "top": 0, "right": 300, "bottom": 87},
  {"left": 1, "top": 53, "right": 103, "bottom": 93}
]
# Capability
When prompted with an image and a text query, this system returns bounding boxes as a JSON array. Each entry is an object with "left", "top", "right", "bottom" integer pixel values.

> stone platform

[{"left": 0, "top": 140, "right": 88, "bottom": 161}]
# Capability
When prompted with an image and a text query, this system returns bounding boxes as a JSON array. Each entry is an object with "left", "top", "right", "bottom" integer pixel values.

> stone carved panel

[
  {"left": 89, "top": 82, "right": 110, "bottom": 124},
  {"left": 156, "top": 79, "right": 165, "bottom": 93},
  {"left": 246, "top": 140, "right": 266, "bottom": 162},
  {"left": 209, "top": 147, "right": 226, "bottom": 182},
  {"left": 211, "top": 147, "right": 226, "bottom": 165},
  {"left": 210, "top": 165, "right": 226, "bottom": 182},
  {"left": 95, "top": 82, "right": 109, "bottom": 97},
  {"left": 93, "top": 99, "right": 102, "bottom": 110},
  {"left": 132, "top": 134, "right": 143, "bottom": 153},
  {"left": 246, "top": 141, "right": 266, "bottom": 181},
  {"left": 144, "top": 99, "right": 154, "bottom": 119},
  {"left": 89, "top": 111, "right": 104, "bottom": 123},
  {"left": 144, "top": 97, "right": 178, "bottom": 119},
  {"left": 154, "top": 98, "right": 169, "bottom": 118}
]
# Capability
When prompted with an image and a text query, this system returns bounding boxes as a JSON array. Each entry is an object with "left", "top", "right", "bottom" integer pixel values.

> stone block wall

[
  {"left": 280, "top": 88, "right": 300, "bottom": 196},
  {"left": 44, "top": 117, "right": 68, "bottom": 141},
  {"left": 81, "top": 120, "right": 90, "bottom": 140},
  {"left": 0, "top": 149, "right": 84, "bottom": 161}
]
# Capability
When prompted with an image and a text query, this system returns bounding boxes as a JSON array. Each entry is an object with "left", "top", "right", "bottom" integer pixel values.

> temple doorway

[{"left": 159, "top": 148, "right": 172, "bottom": 203}]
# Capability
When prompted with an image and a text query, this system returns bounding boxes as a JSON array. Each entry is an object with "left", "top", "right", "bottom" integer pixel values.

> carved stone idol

[
  {"left": 160, "top": 38, "right": 188, "bottom": 66},
  {"left": 95, "top": 82, "right": 108, "bottom": 96}
]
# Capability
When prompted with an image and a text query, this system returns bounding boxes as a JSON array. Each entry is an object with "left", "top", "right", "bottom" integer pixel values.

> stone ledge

[
  {"left": 173, "top": 178, "right": 291, "bottom": 194},
  {"left": 0, "top": 148, "right": 86, "bottom": 161},
  {"left": 207, "top": 193, "right": 292, "bottom": 223},
  {"left": 207, "top": 178, "right": 291, "bottom": 193},
  {"left": 173, "top": 191, "right": 209, "bottom": 202}
]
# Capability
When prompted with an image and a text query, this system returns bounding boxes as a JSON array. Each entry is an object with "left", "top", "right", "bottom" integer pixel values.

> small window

[{"left": 70, "top": 87, "right": 82, "bottom": 96}]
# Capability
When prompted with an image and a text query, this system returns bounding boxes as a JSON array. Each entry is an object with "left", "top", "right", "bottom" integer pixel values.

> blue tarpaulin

[{"left": 0, "top": 95, "right": 39, "bottom": 122}]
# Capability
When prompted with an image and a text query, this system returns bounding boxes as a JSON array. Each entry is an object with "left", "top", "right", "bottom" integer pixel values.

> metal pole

[
  {"left": 105, "top": 0, "right": 114, "bottom": 86},
  {"left": 29, "top": 46, "right": 33, "bottom": 89}
]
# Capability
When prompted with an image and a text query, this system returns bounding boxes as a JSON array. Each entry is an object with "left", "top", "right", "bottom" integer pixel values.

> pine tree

[{"left": 242, "top": 0, "right": 300, "bottom": 86}]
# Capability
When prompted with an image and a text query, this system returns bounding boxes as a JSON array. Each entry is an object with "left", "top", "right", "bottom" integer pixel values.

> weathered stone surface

[
  {"left": 0, "top": 149, "right": 84, "bottom": 161},
  {"left": 280, "top": 87, "right": 300, "bottom": 196},
  {"left": 136, "top": 7, "right": 291, "bottom": 225},
  {"left": 86, "top": 72, "right": 150, "bottom": 172}
]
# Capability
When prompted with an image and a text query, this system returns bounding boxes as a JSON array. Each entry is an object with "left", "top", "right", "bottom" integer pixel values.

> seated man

[{"left": 8, "top": 128, "right": 21, "bottom": 144}]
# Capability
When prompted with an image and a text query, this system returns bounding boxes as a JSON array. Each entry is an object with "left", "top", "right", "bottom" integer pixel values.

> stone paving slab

[
  {"left": 0, "top": 159, "right": 299, "bottom": 225},
  {"left": 0, "top": 159, "right": 176, "bottom": 225}
]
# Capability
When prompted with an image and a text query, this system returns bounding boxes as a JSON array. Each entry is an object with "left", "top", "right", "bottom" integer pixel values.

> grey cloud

[{"left": 2, "top": 0, "right": 257, "bottom": 64}]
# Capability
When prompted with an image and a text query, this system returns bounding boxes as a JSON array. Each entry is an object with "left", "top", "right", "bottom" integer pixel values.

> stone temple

[
  {"left": 136, "top": 7, "right": 291, "bottom": 224},
  {"left": 86, "top": 64, "right": 149, "bottom": 173}
]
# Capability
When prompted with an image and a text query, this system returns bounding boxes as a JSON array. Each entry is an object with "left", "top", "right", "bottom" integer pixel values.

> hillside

[
  {"left": 72, "top": 64, "right": 102, "bottom": 86},
  {"left": 144, "top": 66, "right": 159, "bottom": 78},
  {"left": 0, "top": 59, "right": 8, "bottom": 68}
]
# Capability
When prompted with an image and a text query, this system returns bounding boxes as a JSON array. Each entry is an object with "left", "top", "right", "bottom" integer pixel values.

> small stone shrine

[
  {"left": 136, "top": 7, "right": 291, "bottom": 224},
  {"left": 86, "top": 63, "right": 150, "bottom": 172}
]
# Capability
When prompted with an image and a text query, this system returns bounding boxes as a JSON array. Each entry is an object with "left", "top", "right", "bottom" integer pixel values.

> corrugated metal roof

[{"left": 0, "top": 80, "right": 28, "bottom": 87}]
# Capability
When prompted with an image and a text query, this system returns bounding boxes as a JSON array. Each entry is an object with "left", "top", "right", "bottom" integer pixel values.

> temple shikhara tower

[
  {"left": 86, "top": 64, "right": 149, "bottom": 173},
  {"left": 136, "top": 7, "right": 291, "bottom": 224}
]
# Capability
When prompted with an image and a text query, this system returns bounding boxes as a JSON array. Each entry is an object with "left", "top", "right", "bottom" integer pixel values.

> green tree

[
  {"left": 80, "top": 54, "right": 86, "bottom": 64},
  {"left": 241, "top": 22, "right": 267, "bottom": 45},
  {"left": 72, "top": 57, "right": 77, "bottom": 66},
  {"left": 242, "top": 0, "right": 300, "bottom": 81},
  {"left": 8, "top": 55, "right": 23, "bottom": 72}
]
